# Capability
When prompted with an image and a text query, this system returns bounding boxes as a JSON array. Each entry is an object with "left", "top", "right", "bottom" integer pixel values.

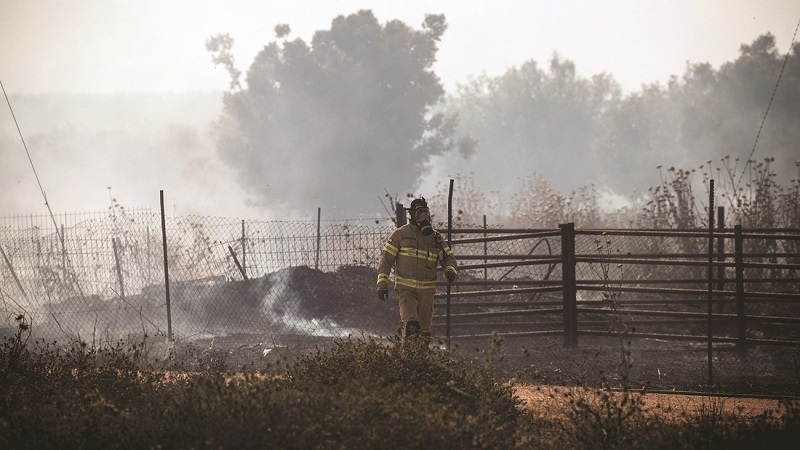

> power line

[
  {"left": 738, "top": 17, "right": 800, "bottom": 189},
  {"left": 1, "top": 79, "right": 86, "bottom": 300},
  {"left": 0, "top": 79, "right": 61, "bottom": 233}
]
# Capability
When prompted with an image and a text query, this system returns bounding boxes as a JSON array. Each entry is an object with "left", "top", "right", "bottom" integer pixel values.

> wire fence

[
  {"left": 0, "top": 209, "right": 393, "bottom": 344},
  {"left": 1, "top": 209, "right": 798, "bottom": 395}
]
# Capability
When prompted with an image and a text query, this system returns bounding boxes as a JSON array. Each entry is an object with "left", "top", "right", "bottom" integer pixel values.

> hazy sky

[
  {"left": 1, "top": 0, "right": 799, "bottom": 219},
  {"left": 2, "top": 0, "right": 799, "bottom": 95}
]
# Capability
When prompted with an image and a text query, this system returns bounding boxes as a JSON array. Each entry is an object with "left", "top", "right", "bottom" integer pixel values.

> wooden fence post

[
  {"left": 228, "top": 246, "right": 249, "bottom": 281},
  {"left": 734, "top": 225, "right": 747, "bottom": 351},
  {"left": 395, "top": 202, "right": 407, "bottom": 227},
  {"left": 560, "top": 223, "right": 578, "bottom": 347}
]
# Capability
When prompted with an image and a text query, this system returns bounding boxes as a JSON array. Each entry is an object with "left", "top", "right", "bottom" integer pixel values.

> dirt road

[{"left": 513, "top": 384, "right": 787, "bottom": 421}]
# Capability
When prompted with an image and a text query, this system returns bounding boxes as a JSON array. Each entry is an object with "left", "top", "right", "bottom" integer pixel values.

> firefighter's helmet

[
  {"left": 408, "top": 197, "right": 428, "bottom": 213},
  {"left": 407, "top": 197, "right": 433, "bottom": 236}
]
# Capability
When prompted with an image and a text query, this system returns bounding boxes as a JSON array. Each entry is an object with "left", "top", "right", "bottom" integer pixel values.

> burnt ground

[
  {"left": 18, "top": 263, "right": 792, "bottom": 397},
  {"left": 156, "top": 264, "right": 400, "bottom": 340},
  {"left": 284, "top": 265, "right": 400, "bottom": 334},
  {"left": 183, "top": 328, "right": 799, "bottom": 398},
  {"left": 175, "top": 265, "right": 799, "bottom": 397}
]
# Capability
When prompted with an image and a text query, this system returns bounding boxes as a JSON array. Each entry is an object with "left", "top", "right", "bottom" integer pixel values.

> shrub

[
  {"left": 0, "top": 327, "right": 532, "bottom": 449},
  {"left": 2, "top": 317, "right": 798, "bottom": 449}
]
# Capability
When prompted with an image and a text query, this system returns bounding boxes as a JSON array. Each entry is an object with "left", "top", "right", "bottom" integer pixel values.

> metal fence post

[
  {"left": 0, "top": 244, "right": 28, "bottom": 308},
  {"left": 716, "top": 207, "right": 725, "bottom": 313},
  {"left": 559, "top": 222, "right": 577, "bottom": 347},
  {"left": 160, "top": 190, "right": 173, "bottom": 341},
  {"left": 61, "top": 224, "right": 67, "bottom": 275},
  {"left": 241, "top": 220, "right": 246, "bottom": 276},
  {"left": 706, "top": 179, "right": 715, "bottom": 387},
  {"left": 112, "top": 237, "right": 125, "bottom": 300},
  {"left": 446, "top": 179, "right": 454, "bottom": 351},
  {"left": 483, "top": 215, "right": 488, "bottom": 281},
  {"left": 734, "top": 225, "right": 747, "bottom": 351},
  {"left": 315, "top": 208, "right": 321, "bottom": 270}
]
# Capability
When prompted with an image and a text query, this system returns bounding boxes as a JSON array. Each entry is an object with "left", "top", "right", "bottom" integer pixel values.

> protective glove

[
  {"left": 445, "top": 270, "right": 456, "bottom": 284},
  {"left": 378, "top": 288, "right": 389, "bottom": 302}
]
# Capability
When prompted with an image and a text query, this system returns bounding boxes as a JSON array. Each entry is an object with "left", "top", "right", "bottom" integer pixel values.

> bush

[
  {"left": 0, "top": 326, "right": 531, "bottom": 449},
  {"left": 280, "top": 336, "right": 529, "bottom": 449},
  {"left": 2, "top": 317, "right": 798, "bottom": 449}
]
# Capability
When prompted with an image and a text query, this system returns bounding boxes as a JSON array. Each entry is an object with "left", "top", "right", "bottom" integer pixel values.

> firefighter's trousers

[{"left": 397, "top": 288, "right": 435, "bottom": 334}]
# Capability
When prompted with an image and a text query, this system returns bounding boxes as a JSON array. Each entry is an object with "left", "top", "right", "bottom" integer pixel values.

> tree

[
  {"left": 597, "top": 81, "right": 684, "bottom": 194},
  {"left": 208, "top": 10, "right": 473, "bottom": 217},
  {"left": 433, "top": 54, "right": 621, "bottom": 206},
  {"left": 713, "top": 34, "right": 800, "bottom": 185},
  {"left": 428, "top": 31, "right": 800, "bottom": 214},
  {"left": 592, "top": 33, "right": 800, "bottom": 198}
]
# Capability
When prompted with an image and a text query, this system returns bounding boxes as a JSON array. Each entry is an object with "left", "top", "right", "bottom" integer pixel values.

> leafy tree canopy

[
  {"left": 435, "top": 54, "right": 621, "bottom": 198},
  {"left": 434, "top": 33, "right": 798, "bottom": 204},
  {"left": 208, "top": 10, "right": 473, "bottom": 217},
  {"left": 600, "top": 33, "right": 800, "bottom": 194}
]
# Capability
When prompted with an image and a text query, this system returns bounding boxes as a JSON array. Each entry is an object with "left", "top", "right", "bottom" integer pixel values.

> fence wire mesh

[
  {"left": 0, "top": 210, "right": 395, "bottom": 344},
  {"left": 1, "top": 211, "right": 798, "bottom": 395}
]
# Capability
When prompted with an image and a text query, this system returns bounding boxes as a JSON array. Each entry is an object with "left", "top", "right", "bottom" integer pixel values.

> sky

[
  {"left": 1, "top": 0, "right": 799, "bottom": 219},
  {"left": 2, "top": 0, "right": 799, "bottom": 95}
]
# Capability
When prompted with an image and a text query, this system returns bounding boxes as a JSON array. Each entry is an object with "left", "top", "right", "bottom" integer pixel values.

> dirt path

[{"left": 513, "top": 384, "right": 786, "bottom": 421}]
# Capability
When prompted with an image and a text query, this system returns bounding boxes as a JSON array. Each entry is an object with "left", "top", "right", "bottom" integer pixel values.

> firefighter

[{"left": 377, "top": 197, "right": 457, "bottom": 344}]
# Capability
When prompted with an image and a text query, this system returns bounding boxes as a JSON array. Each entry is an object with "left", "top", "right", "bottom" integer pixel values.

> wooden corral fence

[{"left": 433, "top": 223, "right": 800, "bottom": 350}]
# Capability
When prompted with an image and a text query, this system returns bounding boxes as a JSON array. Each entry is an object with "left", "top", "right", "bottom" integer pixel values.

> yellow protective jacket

[{"left": 377, "top": 223, "right": 457, "bottom": 293}]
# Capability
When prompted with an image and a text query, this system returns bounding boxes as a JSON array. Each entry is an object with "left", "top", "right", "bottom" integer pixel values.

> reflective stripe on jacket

[{"left": 376, "top": 223, "right": 457, "bottom": 293}]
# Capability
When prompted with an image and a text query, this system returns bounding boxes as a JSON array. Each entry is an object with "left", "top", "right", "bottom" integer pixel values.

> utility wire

[
  {"left": 738, "top": 17, "right": 800, "bottom": 189},
  {"left": 1, "top": 79, "right": 62, "bottom": 236},
  {"left": 1, "top": 79, "right": 86, "bottom": 299}
]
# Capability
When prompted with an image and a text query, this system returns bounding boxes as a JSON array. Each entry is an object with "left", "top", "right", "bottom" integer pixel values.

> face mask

[{"left": 414, "top": 208, "right": 433, "bottom": 236}]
